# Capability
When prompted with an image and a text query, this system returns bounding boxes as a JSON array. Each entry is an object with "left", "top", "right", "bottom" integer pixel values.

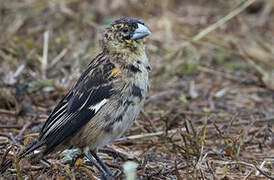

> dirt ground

[{"left": 0, "top": 0, "right": 274, "bottom": 179}]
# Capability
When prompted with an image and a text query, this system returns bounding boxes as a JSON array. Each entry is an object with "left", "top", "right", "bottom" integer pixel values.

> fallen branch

[{"left": 192, "top": 0, "right": 257, "bottom": 41}]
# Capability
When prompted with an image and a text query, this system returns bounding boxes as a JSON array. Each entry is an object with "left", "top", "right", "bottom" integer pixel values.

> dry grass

[{"left": 0, "top": 0, "right": 274, "bottom": 179}]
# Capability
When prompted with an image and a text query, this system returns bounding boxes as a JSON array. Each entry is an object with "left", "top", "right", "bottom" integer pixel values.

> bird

[{"left": 0, "top": 17, "right": 151, "bottom": 179}]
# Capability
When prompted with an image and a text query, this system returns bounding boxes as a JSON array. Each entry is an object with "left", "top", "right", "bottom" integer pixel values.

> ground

[{"left": 0, "top": 0, "right": 274, "bottom": 179}]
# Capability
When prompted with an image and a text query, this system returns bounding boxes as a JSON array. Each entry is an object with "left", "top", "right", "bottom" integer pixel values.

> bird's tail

[
  {"left": 0, "top": 140, "right": 43, "bottom": 174},
  {"left": 0, "top": 159, "right": 12, "bottom": 174}
]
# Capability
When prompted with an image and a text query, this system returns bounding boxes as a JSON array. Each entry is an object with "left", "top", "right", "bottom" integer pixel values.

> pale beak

[{"left": 131, "top": 23, "right": 151, "bottom": 40}]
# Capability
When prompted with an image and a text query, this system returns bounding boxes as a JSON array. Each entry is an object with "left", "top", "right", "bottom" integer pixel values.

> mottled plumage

[{"left": 0, "top": 17, "right": 151, "bottom": 179}]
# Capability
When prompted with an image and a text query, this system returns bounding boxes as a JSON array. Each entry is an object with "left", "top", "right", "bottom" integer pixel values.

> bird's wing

[{"left": 39, "top": 53, "right": 119, "bottom": 154}]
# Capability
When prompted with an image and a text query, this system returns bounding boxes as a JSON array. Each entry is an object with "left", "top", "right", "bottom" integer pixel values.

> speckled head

[
  {"left": 103, "top": 17, "right": 151, "bottom": 53},
  {"left": 111, "top": 17, "right": 150, "bottom": 40},
  {"left": 113, "top": 17, "right": 144, "bottom": 27}
]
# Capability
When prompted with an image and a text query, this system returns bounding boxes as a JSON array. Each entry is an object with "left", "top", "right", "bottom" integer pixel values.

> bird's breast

[
  {"left": 128, "top": 53, "right": 150, "bottom": 101},
  {"left": 103, "top": 59, "right": 150, "bottom": 141}
]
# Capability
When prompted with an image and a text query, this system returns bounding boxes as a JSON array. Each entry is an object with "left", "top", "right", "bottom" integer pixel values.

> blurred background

[{"left": 0, "top": 0, "right": 274, "bottom": 179}]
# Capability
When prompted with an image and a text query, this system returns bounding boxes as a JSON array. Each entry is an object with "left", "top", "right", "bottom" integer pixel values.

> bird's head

[{"left": 102, "top": 17, "right": 151, "bottom": 54}]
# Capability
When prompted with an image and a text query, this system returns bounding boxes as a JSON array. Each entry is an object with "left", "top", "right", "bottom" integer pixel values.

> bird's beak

[{"left": 131, "top": 23, "right": 151, "bottom": 40}]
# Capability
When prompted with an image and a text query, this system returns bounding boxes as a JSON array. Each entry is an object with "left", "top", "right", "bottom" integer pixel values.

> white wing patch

[{"left": 89, "top": 99, "right": 108, "bottom": 113}]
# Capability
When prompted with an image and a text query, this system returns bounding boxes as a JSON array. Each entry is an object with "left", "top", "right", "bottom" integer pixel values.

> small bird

[{"left": 0, "top": 17, "right": 151, "bottom": 179}]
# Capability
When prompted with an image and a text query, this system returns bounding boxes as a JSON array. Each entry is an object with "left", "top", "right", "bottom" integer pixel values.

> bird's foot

[{"left": 113, "top": 169, "right": 122, "bottom": 178}]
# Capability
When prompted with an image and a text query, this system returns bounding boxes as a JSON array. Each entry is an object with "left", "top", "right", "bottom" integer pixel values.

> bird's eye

[{"left": 121, "top": 27, "right": 129, "bottom": 33}]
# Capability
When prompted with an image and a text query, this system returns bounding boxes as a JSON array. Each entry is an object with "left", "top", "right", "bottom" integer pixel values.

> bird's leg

[
  {"left": 40, "top": 158, "right": 51, "bottom": 168},
  {"left": 89, "top": 151, "right": 113, "bottom": 176},
  {"left": 84, "top": 151, "right": 112, "bottom": 179}
]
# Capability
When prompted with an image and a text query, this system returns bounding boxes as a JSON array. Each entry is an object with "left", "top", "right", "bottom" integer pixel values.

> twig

[
  {"left": 0, "top": 109, "right": 16, "bottom": 116},
  {"left": 8, "top": 133, "right": 20, "bottom": 146},
  {"left": 179, "top": 110, "right": 214, "bottom": 117},
  {"left": 0, "top": 125, "right": 22, "bottom": 129},
  {"left": 15, "top": 121, "right": 32, "bottom": 140},
  {"left": 256, "top": 160, "right": 266, "bottom": 176},
  {"left": 0, "top": 133, "right": 21, "bottom": 146},
  {"left": 225, "top": 112, "right": 240, "bottom": 134},
  {"left": 118, "top": 127, "right": 186, "bottom": 141},
  {"left": 0, "top": 119, "right": 46, "bottom": 130},
  {"left": 199, "top": 168, "right": 205, "bottom": 180},
  {"left": 243, "top": 170, "right": 253, "bottom": 180},
  {"left": 140, "top": 110, "right": 157, "bottom": 132},
  {"left": 0, "top": 83, "right": 16, "bottom": 88},
  {"left": 8, "top": 166, "right": 46, "bottom": 173},
  {"left": 145, "top": 90, "right": 177, "bottom": 105},
  {"left": 15, "top": 115, "right": 39, "bottom": 140},
  {"left": 42, "top": 31, "right": 49, "bottom": 79},
  {"left": 206, "top": 161, "right": 216, "bottom": 180},
  {"left": 253, "top": 116, "right": 274, "bottom": 124},
  {"left": 134, "top": 120, "right": 150, "bottom": 133},
  {"left": 0, "top": 109, "right": 48, "bottom": 119},
  {"left": 174, "top": 160, "right": 181, "bottom": 180},
  {"left": 211, "top": 160, "right": 274, "bottom": 179},
  {"left": 40, "top": 159, "right": 51, "bottom": 168},
  {"left": 0, "top": 145, "right": 12, "bottom": 166},
  {"left": 255, "top": 165, "right": 274, "bottom": 180},
  {"left": 192, "top": 0, "right": 257, "bottom": 41},
  {"left": 197, "top": 66, "right": 240, "bottom": 81},
  {"left": 118, "top": 115, "right": 274, "bottom": 142},
  {"left": 146, "top": 164, "right": 186, "bottom": 177},
  {"left": 23, "top": 133, "right": 39, "bottom": 138},
  {"left": 49, "top": 48, "right": 68, "bottom": 69},
  {"left": 99, "top": 148, "right": 127, "bottom": 161}
]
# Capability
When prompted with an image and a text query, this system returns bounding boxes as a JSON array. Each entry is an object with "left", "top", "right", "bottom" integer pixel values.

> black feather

[
  {"left": 114, "top": 17, "right": 144, "bottom": 26},
  {"left": 104, "top": 99, "right": 131, "bottom": 133},
  {"left": 85, "top": 85, "right": 115, "bottom": 107},
  {"left": 128, "top": 64, "right": 141, "bottom": 73},
  {"left": 67, "top": 91, "right": 89, "bottom": 113},
  {"left": 19, "top": 139, "right": 44, "bottom": 159},
  {"left": 40, "top": 85, "right": 115, "bottom": 154},
  {"left": 40, "top": 91, "right": 73, "bottom": 137},
  {"left": 38, "top": 52, "right": 116, "bottom": 150},
  {"left": 86, "top": 77, "right": 108, "bottom": 90},
  {"left": 74, "top": 52, "right": 104, "bottom": 87},
  {"left": 39, "top": 53, "right": 105, "bottom": 137},
  {"left": 132, "top": 84, "right": 143, "bottom": 100},
  {"left": 103, "top": 62, "right": 115, "bottom": 73},
  {"left": 44, "top": 108, "right": 95, "bottom": 154}
]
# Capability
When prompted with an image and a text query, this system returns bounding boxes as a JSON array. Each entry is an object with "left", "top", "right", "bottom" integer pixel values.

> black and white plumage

[{"left": 0, "top": 17, "right": 151, "bottom": 179}]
